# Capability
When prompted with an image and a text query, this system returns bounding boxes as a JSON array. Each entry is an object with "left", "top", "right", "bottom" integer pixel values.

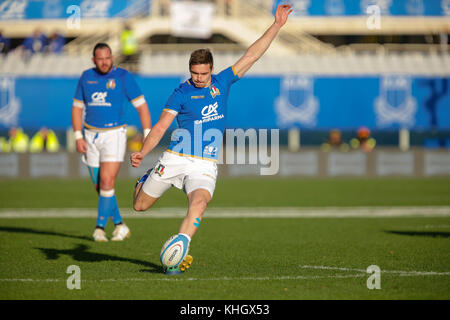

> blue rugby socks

[
  {"left": 110, "top": 195, "right": 123, "bottom": 225},
  {"left": 96, "top": 189, "right": 121, "bottom": 229}
]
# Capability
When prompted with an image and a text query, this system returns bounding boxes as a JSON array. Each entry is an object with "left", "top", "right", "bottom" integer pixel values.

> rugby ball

[{"left": 160, "top": 234, "right": 190, "bottom": 268}]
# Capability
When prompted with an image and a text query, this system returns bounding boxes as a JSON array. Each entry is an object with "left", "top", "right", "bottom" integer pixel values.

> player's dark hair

[
  {"left": 189, "top": 49, "right": 213, "bottom": 70},
  {"left": 93, "top": 43, "right": 112, "bottom": 57}
]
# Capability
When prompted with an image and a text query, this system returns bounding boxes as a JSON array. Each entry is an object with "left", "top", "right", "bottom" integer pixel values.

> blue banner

[
  {"left": 0, "top": 74, "right": 449, "bottom": 131},
  {"left": 0, "top": 0, "right": 150, "bottom": 20},
  {"left": 273, "top": 0, "right": 449, "bottom": 16}
]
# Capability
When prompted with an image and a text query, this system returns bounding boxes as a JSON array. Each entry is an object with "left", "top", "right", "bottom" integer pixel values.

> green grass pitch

[{"left": 0, "top": 177, "right": 449, "bottom": 300}]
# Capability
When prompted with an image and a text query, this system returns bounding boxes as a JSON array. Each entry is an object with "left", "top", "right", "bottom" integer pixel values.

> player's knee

[
  {"left": 100, "top": 177, "right": 115, "bottom": 190},
  {"left": 133, "top": 197, "right": 148, "bottom": 211},
  {"left": 133, "top": 201, "right": 146, "bottom": 212}
]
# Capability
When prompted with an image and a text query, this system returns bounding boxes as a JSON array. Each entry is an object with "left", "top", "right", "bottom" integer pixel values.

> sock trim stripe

[{"left": 100, "top": 189, "right": 115, "bottom": 197}]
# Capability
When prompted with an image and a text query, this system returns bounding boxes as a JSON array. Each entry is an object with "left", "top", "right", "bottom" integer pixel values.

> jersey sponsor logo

[
  {"left": 195, "top": 102, "right": 224, "bottom": 124},
  {"left": 87, "top": 81, "right": 98, "bottom": 84},
  {"left": 203, "top": 145, "right": 218, "bottom": 157},
  {"left": 191, "top": 95, "right": 205, "bottom": 99},
  {"left": 106, "top": 79, "right": 115, "bottom": 89},
  {"left": 88, "top": 91, "right": 111, "bottom": 107},
  {"left": 201, "top": 102, "right": 219, "bottom": 117}
]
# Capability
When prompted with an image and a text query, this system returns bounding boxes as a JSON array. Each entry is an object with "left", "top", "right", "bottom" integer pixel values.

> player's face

[
  {"left": 92, "top": 47, "right": 113, "bottom": 74},
  {"left": 190, "top": 64, "right": 213, "bottom": 88}
]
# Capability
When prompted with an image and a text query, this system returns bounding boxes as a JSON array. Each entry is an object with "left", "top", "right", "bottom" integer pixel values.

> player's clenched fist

[
  {"left": 75, "top": 138, "right": 87, "bottom": 154},
  {"left": 130, "top": 152, "right": 143, "bottom": 168}
]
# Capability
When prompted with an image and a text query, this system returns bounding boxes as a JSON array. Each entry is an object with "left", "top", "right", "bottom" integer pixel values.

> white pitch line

[
  {"left": 0, "top": 274, "right": 367, "bottom": 283},
  {"left": 2, "top": 265, "right": 449, "bottom": 283},
  {"left": 299, "top": 265, "right": 450, "bottom": 276},
  {"left": 0, "top": 206, "right": 450, "bottom": 218},
  {"left": 2, "top": 268, "right": 449, "bottom": 283}
]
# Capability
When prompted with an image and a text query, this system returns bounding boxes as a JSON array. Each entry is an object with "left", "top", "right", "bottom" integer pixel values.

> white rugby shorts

[
  {"left": 83, "top": 126, "right": 127, "bottom": 167},
  {"left": 142, "top": 151, "right": 218, "bottom": 198}
]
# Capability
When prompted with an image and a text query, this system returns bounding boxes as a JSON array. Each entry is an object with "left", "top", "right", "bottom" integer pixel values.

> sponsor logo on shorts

[{"left": 202, "top": 173, "right": 215, "bottom": 180}]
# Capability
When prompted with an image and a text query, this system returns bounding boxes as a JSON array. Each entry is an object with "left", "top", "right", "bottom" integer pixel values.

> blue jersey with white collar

[
  {"left": 164, "top": 66, "right": 240, "bottom": 161},
  {"left": 73, "top": 66, "right": 145, "bottom": 130}
]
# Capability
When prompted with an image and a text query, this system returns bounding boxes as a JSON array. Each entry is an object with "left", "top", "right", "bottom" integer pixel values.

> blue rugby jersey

[
  {"left": 163, "top": 66, "right": 240, "bottom": 162},
  {"left": 73, "top": 66, "right": 146, "bottom": 130}
]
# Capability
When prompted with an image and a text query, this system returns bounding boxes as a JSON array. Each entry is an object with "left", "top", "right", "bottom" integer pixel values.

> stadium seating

[
  {"left": 2, "top": 51, "right": 448, "bottom": 76},
  {"left": 136, "top": 51, "right": 450, "bottom": 75}
]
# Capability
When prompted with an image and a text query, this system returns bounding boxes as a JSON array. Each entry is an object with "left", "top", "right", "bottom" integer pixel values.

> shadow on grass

[
  {"left": 0, "top": 226, "right": 91, "bottom": 241},
  {"left": 36, "top": 244, "right": 164, "bottom": 274},
  {"left": 0, "top": 226, "right": 163, "bottom": 273},
  {"left": 386, "top": 230, "right": 450, "bottom": 238}
]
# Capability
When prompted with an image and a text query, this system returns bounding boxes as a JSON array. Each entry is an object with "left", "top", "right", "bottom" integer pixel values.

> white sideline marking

[
  {"left": 0, "top": 274, "right": 366, "bottom": 283},
  {"left": 2, "top": 265, "right": 450, "bottom": 283},
  {"left": 299, "top": 265, "right": 450, "bottom": 276},
  {"left": 0, "top": 206, "right": 450, "bottom": 219}
]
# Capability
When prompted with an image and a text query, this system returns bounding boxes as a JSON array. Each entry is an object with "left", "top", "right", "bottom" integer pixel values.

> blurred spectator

[
  {"left": 321, "top": 129, "right": 349, "bottom": 152},
  {"left": 350, "top": 126, "right": 376, "bottom": 152},
  {"left": 8, "top": 127, "right": 29, "bottom": 153},
  {"left": 47, "top": 31, "right": 65, "bottom": 54},
  {"left": 22, "top": 29, "right": 47, "bottom": 60},
  {"left": 440, "top": 27, "right": 448, "bottom": 54},
  {"left": 0, "top": 30, "right": 11, "bottom": 54},
  {"left": 225, "top": 0, "right": 233, "bottom": 16},
  {"left": 120, "top": 22, "right": 139, "bottom": 65},
  {"left": 159, "top": 0, "right": 170, "bottom": 16},
  {"left": 126, "top": 125, "right": 143, "bottom": 152},
  {"left": 0, "top": 135, "right": 11, "bottom": 152},
  {"left": 29, "top": 127, "right": 60, "bottom": 153}
]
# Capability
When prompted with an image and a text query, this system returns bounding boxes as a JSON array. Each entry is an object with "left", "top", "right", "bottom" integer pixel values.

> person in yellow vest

[
  {"left": 321, "top": 129, "right": 349, "bottom": 152},
  {"left": 0, "top": 136, "right": 11, "bottom": 152},
  {"left": 126, "top": 125, "right": 143, "bottom": 152},
  {"left": 29, "top": 127, "right": 60, "bottom": 153},
  {"left": 8, "top": 127, "right": 29, "bottom": 153},
  {"left": 350, "top": 126, "right": 376, "bottom": 152},
  {"left": 120, "top": 22, "right": 138, "bottom": 67}
]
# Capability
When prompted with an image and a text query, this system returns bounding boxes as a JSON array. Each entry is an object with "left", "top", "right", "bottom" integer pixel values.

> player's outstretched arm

[
  {"left": 233, "top": 4, "right": 292, "bottom": 78},
  {"left": 130, "top": 111, "right": 176, "bottom": 168}
]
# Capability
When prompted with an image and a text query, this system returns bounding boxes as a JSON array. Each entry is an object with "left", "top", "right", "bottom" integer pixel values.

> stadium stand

[{"left": 0, "top": 0, "right": 448, "bottom": 75}]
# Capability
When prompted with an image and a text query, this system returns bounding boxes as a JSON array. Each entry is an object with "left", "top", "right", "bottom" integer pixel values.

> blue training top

[
  {"left": 163, "top": 66, "right": 240, "bottom": 162},
  {"left": 73, "top": 66, "right": 145, "bottom": 130}
]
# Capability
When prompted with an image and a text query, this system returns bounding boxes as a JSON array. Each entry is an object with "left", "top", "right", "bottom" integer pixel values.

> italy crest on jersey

[
  {"left": 210, "top": 85, "right": 220, "bottom": 98},
  {"left": 106, "top": 79, "right": 116, "bottom": 90}
]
